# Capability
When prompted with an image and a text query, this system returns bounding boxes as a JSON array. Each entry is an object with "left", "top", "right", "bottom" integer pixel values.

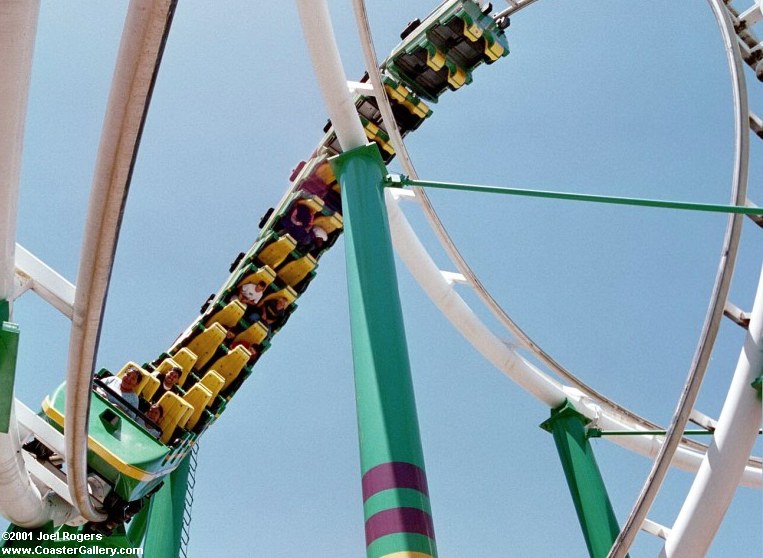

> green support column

[
  {"left": 540, "top": 401, "right": 625, "bottom": 558},
  {"left": 0, "top": 300, "right": 19, "bottom": 433},
  {"left": 142, "top": 453, "right": 192, "bottom": 557},
  {"left": 331, "top": 144, "right": 437, "bottom": 558}
]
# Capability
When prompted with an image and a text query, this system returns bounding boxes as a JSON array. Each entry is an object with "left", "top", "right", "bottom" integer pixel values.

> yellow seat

[
  {"left": 277, "top": 254, "right": 317, "bottom": 287},
  {"left": 208, "top": 345, "right": 251, "bottom": 390},
  {"left": 463, "top": 19, "right": 483, "bottom": 42},
  {"left": 296, "top": 195, "right": 324, "bottom": 215},
  {"left": 205, "top": 299, "right": 246, "bottom": 329},
  {"left": 314, "top": 161, "right": 336, "bottom": 187},
  {"left": 261, "top": 286, "right": 297, "bottom": 306},
  {"left": 180, "top": 383, "right": 213, "bottom": 430},
  {"left": 312, "top": 213, "right": 342, "bottom": 235},
  {"left": 116, "top": 362, "right": 152, "bottom": 397},
  {"left": 447, "top": 64, "right": 468, "bottom": 89},
  {"left": 426, "top": 47, "right": 446, "bottom": 71},
  {"left": 257, "top": 234, "right": 296, "bottom": 268},
  {"left": 233, "top": 321, "right": 269, "bottom": 347},
  {"left": 156, "top": 392, "right": 194, "bottom": 444},
  {"left": 185, "top": 323, "right": 227, "bottom": 370},
  {"left": 483, "top": 37, "right": 505, "bottom": 61},
  {"left": 142, "top": 375, "right": 160, "bottom": 401},
  {"left": 383, "top": 82, "right": 431, "bottom": 119},
  {"left": 168, "top": 348, "right": 197, "bottom": 387},
  {"left": 198, "top": 370, "right": 225, "bottom": 402},
  {"left": 236, "top": 265, "right": 276, "bottom": 290}
]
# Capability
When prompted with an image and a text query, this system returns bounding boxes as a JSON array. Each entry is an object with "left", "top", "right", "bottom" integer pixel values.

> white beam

[
  {"left": 14, "top": 244, "right": 75, "bottom": 318},
  {"left": 661, "top": 267, "right": 763, "bottom": 558}
]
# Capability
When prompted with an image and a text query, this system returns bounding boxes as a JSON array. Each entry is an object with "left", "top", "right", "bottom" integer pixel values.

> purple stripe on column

[
  {"left": 362, "top": 462, "right": 429, "bottom": 501},
  {"left": 365, "top": 507, "right": 435, "bottom": 545}
]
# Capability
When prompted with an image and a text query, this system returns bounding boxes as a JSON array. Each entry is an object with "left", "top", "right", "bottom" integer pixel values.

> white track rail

[
  {"left": 65, "top": 0, "right": 176, "bottom": 523},
  {"left": 0, "top": 0, "right": 78, "bottom": 528},
  {"left": 608, "top": 1, "right": 752, "bottom": 555},
  {"left": 346, "top": 1, "right": 762, "bottom": 556}
]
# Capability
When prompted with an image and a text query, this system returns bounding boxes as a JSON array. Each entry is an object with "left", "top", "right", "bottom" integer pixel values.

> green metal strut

[
  {"left": 389, "top": 175, "right": 763, "bottom": 216},
  {"left": 541, "top": 401, "right": 627, "bottom": 558},
  {"left": 331, "top": 145, "right": 437, "bottom": 558}
]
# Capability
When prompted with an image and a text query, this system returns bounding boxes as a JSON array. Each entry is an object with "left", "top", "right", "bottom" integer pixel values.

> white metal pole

[
  {"left": 660, "top": 268, "right": 763, "bottom": 558},
  {"left": 0, "top": 0, "right": 39, "bottom": 305},
  {"left": 0, "top": 0, "right": 79, "bottom": 528},
  {"left": 295, "top": 0, "right": 367, "bottom": 152},
  {"left": 65, "top": 0, "right": 173, "bottom": 522}
]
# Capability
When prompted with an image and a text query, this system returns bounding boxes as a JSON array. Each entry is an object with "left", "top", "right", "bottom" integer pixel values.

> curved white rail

[
  {"left": 352, "top": 0, "right": 760, "bottom": 484},
  {"left": 0, "top": 0, "right": 37, "bottom": 304},
  {"left": 608, "top": 1, "right": 751, "bottom": 554},
  {"left": 65, "top": 0, "right": 176, "bottom": 523},
  {"left": 296, "top": 0, "right": 367, "bottom": 153},
  {"left": 384, "top": 189, "right": 762, "bottom": 488},
  {"left": 662, "top": 267, "right": 763, "bottom": 556},
  {"left": 0, "top": 0, "right": 79, "bottom": 528}
]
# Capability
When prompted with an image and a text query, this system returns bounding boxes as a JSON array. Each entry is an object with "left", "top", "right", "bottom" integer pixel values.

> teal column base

[
  {"left": 331, "top": 144, "right": 437, "bottom": 558},
  {"left": 541, "top": 401, "right": 626, "bottom": 558}
]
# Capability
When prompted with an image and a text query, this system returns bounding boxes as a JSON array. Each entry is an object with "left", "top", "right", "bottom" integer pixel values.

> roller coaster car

[
  {"left": 386, "top": 0, "right": 509, "bottom": 102},
  {"left": 40, "top": 378, "right": 193, "bottom": 528}
]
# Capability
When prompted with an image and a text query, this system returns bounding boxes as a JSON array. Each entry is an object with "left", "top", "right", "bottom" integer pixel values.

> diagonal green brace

[
  {"left": 390, "top": 175, "right": 763, "bottom": 216},
  {"left": 541, "top": 401, "right": 626, "bottom": 558},
  {"left": 0, "top": 300, "right": 19, "bottom": 434}
]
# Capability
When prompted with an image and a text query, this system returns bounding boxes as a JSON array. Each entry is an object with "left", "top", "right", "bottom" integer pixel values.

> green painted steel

[
  {"left": 367, "top": 533, "right": 437, "bottom": 558},
  {"left": 0, "top": 309, "right": 19, "bottom": 434},
  {"left": 331, "top": 144, "right": 436, "bottom": 557},
  {"left": 392, "top": 175, "right": 763, "bottom": 216},
  {"left": 43, "top": 382, "right": 174, "bottom": 502},
  {"left": 364, "top": 488, "right": 433, "bottom": 521},
  {"left": 588, "top": 428, "right": 724, "bottom": 438},
  {"left": 142, "top": 453, "right": 191, "bottom": 557},
  {"left": 540, "top": 401, "right": 626, "bottom": 558}
]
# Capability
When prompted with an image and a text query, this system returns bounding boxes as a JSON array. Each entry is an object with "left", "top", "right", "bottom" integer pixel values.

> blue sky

[{"left": 4, "top": 1, "right": 762, "bottom": 556}]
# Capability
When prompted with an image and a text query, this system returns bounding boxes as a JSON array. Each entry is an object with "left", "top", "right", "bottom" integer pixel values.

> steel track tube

[
  {"left": 333, "top": 145, "right": 437, "bottom": 558},
  {"left": 295, "top": 0, "right": 366, "bottom": 151},
  {"left": 0, "top": 0, "right": 38, "bottom": 303},
  {"left": 661, "top": 267, "right": 763, "bottom": 558},
  {"left": 65, "top": 0, "right": 176, "bottom": 523}
]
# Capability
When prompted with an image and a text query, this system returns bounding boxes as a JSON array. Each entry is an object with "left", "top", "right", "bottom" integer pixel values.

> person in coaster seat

[
  {"left": 277, "top": 203, "right": 315, "bottom": 251},
  {"left": 142, "top": 403, "right": 164, "bottom": 437},
  {"left": 233, "top": 280, "right": 267, "bottom": 307},
  {"left": 97, "top": 366, "right": 141, "bottom": 419},
  {"left": 153, "top": 366, "right": 182, "bottom": 400},
  {"left": 244, "top": 296, "right": 289, "bottom": 330}
]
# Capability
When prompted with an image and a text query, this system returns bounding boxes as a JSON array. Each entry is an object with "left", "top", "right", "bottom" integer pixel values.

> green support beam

[
  {"left": 331, "top": 144, "right": 437, "bottom": 558},
  {"left": 390, "top": 175, "right": 763, "bottom": 216},
  {"left": 541, "top": 401, "right": 626, "bottom": 558},
  {"left": 0, "top": 300, "right": 19, "bottom": 433},
  {"left": 142, "top": 453, "right": 192, "bottom": 557}
]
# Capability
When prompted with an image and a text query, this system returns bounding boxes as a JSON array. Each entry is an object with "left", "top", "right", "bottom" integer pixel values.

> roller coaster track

[{"left": 2, "top": 1, "right": 761, "bottom": 555}]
